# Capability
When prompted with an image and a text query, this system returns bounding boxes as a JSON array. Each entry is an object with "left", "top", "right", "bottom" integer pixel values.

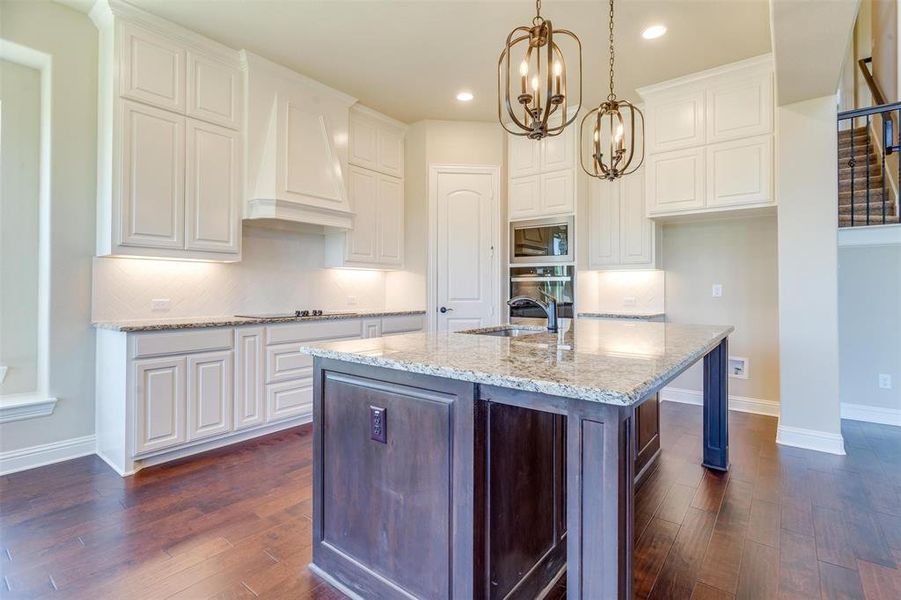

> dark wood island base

[{"left": 309, "top": 337, "right": 729, "bottom": 600}]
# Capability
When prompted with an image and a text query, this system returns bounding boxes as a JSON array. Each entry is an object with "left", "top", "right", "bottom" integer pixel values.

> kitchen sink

[{"left": 459, "top": 326, "right": 545, "bottom": 338}]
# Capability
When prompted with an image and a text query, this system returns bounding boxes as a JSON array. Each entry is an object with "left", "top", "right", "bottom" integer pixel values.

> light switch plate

[
  {"left": 151, "top": 298, "right": 171, "bottom": 311},
  {"left": 623, "top": 296, "right": 637, "bottom": 307},
  {"left": 879, "top": 374, "right": 892, "bottom": 389},
  {"left": 712, "top": 284, "right": 723, "bottom": 298}
]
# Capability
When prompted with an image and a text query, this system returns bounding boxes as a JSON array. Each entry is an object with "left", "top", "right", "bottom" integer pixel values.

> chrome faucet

[{"left": 507, "top": 292, "right": 558, "bottom": 332}]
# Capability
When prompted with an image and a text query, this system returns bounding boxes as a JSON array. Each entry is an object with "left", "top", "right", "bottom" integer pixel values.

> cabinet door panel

[
  {"left": 134, "top": 356, "right": 186, "bottom": 454},
  {"left": 235, "top": 328, "right": 265, "bottom": 431},
  {"left": 620, "top": 168, "right": 653, "bottom": 265},
  {"left": 120, "top": 101, "right": 185, "bottom": 249},
  {"left": 185, "top": 119, "right": 240, "bottom": 254},
  {"left": 349, "top": 114, "right": 379, "bottom": 171},
  {"left": 646, "top": 147, "right": 705, "bottom": 214},
  {"left": 588, "top": 178, "right": 620, "bottom": 268},
  {"left": 346, "top": 166, "right": 379, "bottom": 262},
  {"left": 376, "top": 174, "right": 404, "bottom": 265},
  {"left": 542, "top": 127, "right": 574, "bottom": 172},
  {"left": 378, "top": 128, "right": 404, "bottom": 178},
  {"left": 647, "top": 91, "right": 705, "bottom": 152},
  {"left": 187, "top": 51, "right": 242, "bottom": 130},
  {"left": 508, "top": 176, "right": 540, "bottom": 220},
  {"left": 280, "top": 100, "right": 347, "bottom": 210},
  {"left": 707, "top": 135, "right": 772, "bottom": 208},
  {"left": 508, "top": 134, "right": 540, "bottom": 178},
  {"left": 706, "top": 73, "right": 773, "bottom": 143},
  {"left": 120, "top": 22, "right": 186, "bottom": 112},
  {"left": 266, "top": 379, "right": 312, "bottom": 422},
  {"left": 540, "top": 170, "right": 574, "bottom": 215},
  {"left": 187, "top": 350, "right": 233, "bottom": 441}
]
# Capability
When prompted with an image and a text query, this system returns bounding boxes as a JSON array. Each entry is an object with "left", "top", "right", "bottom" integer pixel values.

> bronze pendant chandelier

[
  {"left": 580, "top": 0, "right": 644, "bottom": 180},
  {"left": 497, "top": 0, "right": 582, "bottom": 140}
]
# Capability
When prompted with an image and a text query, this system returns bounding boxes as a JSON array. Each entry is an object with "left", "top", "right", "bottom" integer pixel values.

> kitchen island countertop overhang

[{"left": 298, "top": 318, "right": 733, "bottom": 405}]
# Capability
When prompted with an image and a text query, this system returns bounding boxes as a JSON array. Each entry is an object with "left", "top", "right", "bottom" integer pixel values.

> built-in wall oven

[
  {"left": 509, "top": 265, "right": 574, "bottom": 319},
  {"left": 510, "top": 216, "right": 575, "bottom": 265}
]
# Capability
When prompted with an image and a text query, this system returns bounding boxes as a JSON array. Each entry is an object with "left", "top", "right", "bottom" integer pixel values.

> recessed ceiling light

[
  {"left": 642, "top": 25, "right": 667, "bottom": 40},
  {"left": 456, "top": 91, "right": 474, "bottom": 102}
]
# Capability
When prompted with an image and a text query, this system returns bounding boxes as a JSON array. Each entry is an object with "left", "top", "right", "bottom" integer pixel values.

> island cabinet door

[
  {"left": 634, "top": 394, "right": 661, "bottom": 481},
  {"left": 313, "top": 361, "right": 476, "bottom": 600},
  {"left": 478, "top": 402, "right": 568, "bottom": 600}
]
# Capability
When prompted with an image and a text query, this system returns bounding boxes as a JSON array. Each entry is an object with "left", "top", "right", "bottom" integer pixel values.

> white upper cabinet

[
  {"left": 325, "top": 104, "right": 405, "bottom": 269},
  {"left": 185, "top": 119, "right": 241, "bottom": 253},
  {"left": 509, "top": 135, "right": 541, "bottom": 177},
  {"left": 507, "top": 119, "right": 578, "bottom": 221},
  {"left": 92, "top": 0, "right": 243, "bottom": 261},
  {"left": 243, "top": 51, "right": 356, "bottom": 229},
  {"left": 119, "top": 101, "right": 185, "bottom": 250},
  {"left": 638, "top": 54, "right": 774, "bottom": 218},
  {"left": 646, "top": 91, "right": 705, "bottom": 153},
  {"left": 120, "top": 21, "right": 186, "bottom": 112},
  {"left": 186, "top": 51, "right": 243, "bottom": 130},
  {"left": 589, "top": 167, "right": 657, "bottom": 270},
  {"left": 349, "top": 105, "right": 405, "bottom": 178}
]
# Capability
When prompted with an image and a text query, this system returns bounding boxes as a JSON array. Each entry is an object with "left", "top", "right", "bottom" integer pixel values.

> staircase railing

[{"left": 836, "top": 101, "right": 901, "bottom": 226}]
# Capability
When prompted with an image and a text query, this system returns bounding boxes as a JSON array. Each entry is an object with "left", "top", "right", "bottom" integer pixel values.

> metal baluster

[
  {"left": 866, "top": 115, "right": 871, "bottom": 225},
  {"left": 897, "top": 109, "right": 900, "bottom": 224},
  {"left": 850, "top": 116, "right": 855, "bottom": 227},
  {"left": 883, "top": 115, "right": 888, "bottom": 224}
]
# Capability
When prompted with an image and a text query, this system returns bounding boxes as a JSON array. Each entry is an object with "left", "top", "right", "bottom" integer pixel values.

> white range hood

[{"left": 242, "top": 51, "right": 357, "bottom": 230}]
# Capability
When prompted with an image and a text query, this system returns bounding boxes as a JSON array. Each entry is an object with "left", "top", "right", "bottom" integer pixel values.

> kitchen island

[{"left": 301, "top": 318, "right": 732, "bottom": 599}]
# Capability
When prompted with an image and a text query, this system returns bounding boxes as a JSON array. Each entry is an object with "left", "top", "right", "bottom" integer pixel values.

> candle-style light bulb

[
  {"left": 531, "top": 75, "right": 539, "bottom": 91},
  {"left": 520, "top": 60, "right": 529, "bottom": 77},
  {"left": 553, "top": 61, "right": 563, "bottom": 96}
]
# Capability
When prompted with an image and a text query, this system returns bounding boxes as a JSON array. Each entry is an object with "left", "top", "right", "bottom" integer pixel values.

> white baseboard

[
  {"left": 0, "top": 435, "right": 96, "bottom": 476},
  {"left": 660, "top": 387, "right": 780, "bottom": 417},
  {"left": 841, "top": 402, "right": 901, "bottom": 426},
  {"left": 776, "top": 424, "right": 846, "bottom": 455}
]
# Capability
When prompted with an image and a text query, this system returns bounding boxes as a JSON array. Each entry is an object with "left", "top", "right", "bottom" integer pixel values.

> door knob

[{"left": 439, "top": 306, "right": 454, "bottom": 313}]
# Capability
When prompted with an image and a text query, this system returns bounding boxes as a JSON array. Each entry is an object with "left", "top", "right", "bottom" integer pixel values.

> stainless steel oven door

[
  {"left": 509, "top": 216, "right": 575, "bottom": 264},
  {"left": 508, "top": 266, "right": 574, "bottom": 319}
]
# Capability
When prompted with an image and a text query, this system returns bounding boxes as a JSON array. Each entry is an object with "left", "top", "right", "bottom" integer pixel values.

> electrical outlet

[
  {"left": 623, "top": 296, "right": 637, "bottom": 307},
  {"left": 370, "top": 406, "right": 387, "bottom": 444},
  {"left": 712, "top": 284, "right": 723, "bottom": 298},
  {"left": 151, "top": 298, "right": 171, "bottom": 312},
  {"left": 879, "top": 374, "right": 893, "bottom": 389},
  {"left": 347, "top": 295, "right": 357, "bottom": 306}
]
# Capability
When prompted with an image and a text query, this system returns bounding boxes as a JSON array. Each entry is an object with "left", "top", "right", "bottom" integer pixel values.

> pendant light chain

[
  {"left": 607, "top": 0, "right": 616, "bottom": 102},
  {"left": 534, "top": 0, "right": 543, "bottom": 25}
]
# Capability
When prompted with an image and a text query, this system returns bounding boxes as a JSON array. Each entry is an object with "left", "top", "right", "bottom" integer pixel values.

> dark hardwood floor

[{"left": 2, "top": 402, "right": 900, "bottom": 599}]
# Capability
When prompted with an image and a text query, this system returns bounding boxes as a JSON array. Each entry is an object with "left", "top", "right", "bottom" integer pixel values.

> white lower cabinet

[
  {"left": 134, "top": 356, "right": 187, "bottom": 454},
  {"left": 234, "top": 327, "right": 265, "bottom": 431},
  {"left": 99, "top": 314, "right": 425, "bottom": 475},
  {"left": 187, "top": 350, "right": 233, "bottom": 441}
]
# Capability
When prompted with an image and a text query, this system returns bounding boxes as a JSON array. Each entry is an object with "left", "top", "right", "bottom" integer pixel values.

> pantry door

[{"left": 430, "top": 166, "right": 501, "bottom": 332}]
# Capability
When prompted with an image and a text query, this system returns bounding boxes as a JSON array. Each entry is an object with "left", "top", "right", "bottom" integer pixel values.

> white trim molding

[
  {"left": 841, "top": 402, "right": 901, "bottom": 427},
  {"left": 660, "top": 386, "right": 780, "bottom": 417},
  {"left": 0, "top": 395, "right": 58, "bottom": 423},
  {"left": 0, "top": 435, "right": 96, "bottom": 476},
  {"left": 776, "top": 424, "right": 846, "bottom": 455},
  {"left": 838, "top": 223, "right": 901, "bottom": 247}
]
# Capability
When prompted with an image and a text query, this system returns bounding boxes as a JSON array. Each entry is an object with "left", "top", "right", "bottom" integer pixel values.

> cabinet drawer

[
  {"left": 132, "top": 328, "right": 233, "bottom": 359},
  {"left": 266, "top": 319, "right": 362, "bottom": 344},
  {"left": 266, "top": 379, "right": 312, "bottom": 422},
  {"left": 382, "top": 314, "right": 425, "bottom": 335},
  {"left": 266, "top": 342, "right": 313, "bottom": 383}
]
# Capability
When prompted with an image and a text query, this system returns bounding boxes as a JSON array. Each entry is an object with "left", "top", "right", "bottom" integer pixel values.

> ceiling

[{"left": 60, "top": 0, "right": 773, "bottom": 123}]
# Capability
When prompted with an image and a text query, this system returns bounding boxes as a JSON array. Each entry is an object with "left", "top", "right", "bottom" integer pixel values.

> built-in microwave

[{"left": 509, "top": 216, "right": 575, "bottom": 265}]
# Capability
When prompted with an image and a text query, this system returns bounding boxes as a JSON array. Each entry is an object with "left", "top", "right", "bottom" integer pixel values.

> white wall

[
  {"left": 0, "top": 59, "right": 41, "bottom": 394},
  {"left": 839, "top": 245, "right": 901, "bottom": 414},
  {"left": 0, "top": 1, "right": 98, "bottom": 453},
  {"left": 662, "top": 217, "right": 780, "bottom": 403},
  {"left": 93, "top": 223, "right": 389, "bottom": 321},
  {"left": 386, "top": 120, "right": 505, "bottom": 313},
  {"left": 775, "top": 95, "right": 844, "bottom": 453}
]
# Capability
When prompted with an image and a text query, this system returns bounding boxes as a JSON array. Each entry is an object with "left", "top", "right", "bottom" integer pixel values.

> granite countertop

[
  {"left": 300, "top": 318, "right": 732, "bottom": 405},
  {"left": 93, "top": 310, "right": 427, "bottom": 332},
  {"left": 577, "top": 311, "right": 665, "bottom": 320}
]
